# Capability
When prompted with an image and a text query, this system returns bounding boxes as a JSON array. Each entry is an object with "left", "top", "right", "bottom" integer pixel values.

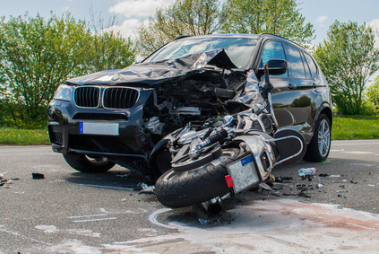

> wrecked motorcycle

[{"left": 154, "top": 60, "right": 306, "bottom": 208}]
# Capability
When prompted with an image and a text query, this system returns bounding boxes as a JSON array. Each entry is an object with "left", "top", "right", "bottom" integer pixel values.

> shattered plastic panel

[{"left": 230, "top": 70, "right": 265, "bottom": 112}]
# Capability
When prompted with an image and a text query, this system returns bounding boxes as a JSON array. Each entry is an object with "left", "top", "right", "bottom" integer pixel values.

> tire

[
  {"left": 304, "top": 114, "right": 331, "bottom": 162},
  {"left": 63, "top": 154, "right": 115, "bottom": 173},
  {"left": 155, "top": 147, "right": 241, "bottom": 208}
]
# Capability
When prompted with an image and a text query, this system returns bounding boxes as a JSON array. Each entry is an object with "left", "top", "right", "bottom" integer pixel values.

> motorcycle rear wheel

[{"left": 155, "top": 147, "right": 241, "bottom": 208}]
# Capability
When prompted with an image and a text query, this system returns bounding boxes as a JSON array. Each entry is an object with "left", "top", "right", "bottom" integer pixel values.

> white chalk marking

[
  {"left": 148, "top": 208, "right": 179, "bottom": 229},
  {"left": 73, "top": 217, "right": 118, "bottom": 223},
  {"left": 67, "top": 213, "right": 108, "bottom": 219},
  {"left": 78, "top": 184, "right": 136, "bottom": 191}
]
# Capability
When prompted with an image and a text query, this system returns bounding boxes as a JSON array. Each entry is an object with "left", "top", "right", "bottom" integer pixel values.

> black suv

[{"left": 48, "top": 33, "right": 332, "bottom": 179}]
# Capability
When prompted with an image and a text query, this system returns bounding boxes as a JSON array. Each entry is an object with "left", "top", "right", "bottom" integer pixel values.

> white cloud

[
  {"left": 107, "top": 0, "right": 175, "bottom": 40},
  {"left": 104, "top": 18, "right": 146, "bottom": 41},
  {"left": 315, "top": 15, "right": 328, "bottom": 26},
  {"left": 109, "top": 0, "right": 175, "bottom": 19}
]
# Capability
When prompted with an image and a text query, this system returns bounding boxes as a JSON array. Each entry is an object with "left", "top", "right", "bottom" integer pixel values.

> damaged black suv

[{"left": 48, "top": 33, "right": 332, "bottom": 180}]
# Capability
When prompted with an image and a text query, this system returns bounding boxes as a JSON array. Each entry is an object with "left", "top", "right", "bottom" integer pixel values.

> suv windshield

[{"left": 143, "top": 37, "right": 257, "bottom": 69}]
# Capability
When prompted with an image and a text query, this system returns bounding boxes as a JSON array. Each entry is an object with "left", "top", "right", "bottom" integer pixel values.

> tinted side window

[
  {"left": 260, "top": 41, "right": 287, "bottom": 77},
  {"left": 304, "top": 52, "right": 318, "bottom": 77},
  {"left": 284, "top": 44, "right": 306, "bottom": 78}
]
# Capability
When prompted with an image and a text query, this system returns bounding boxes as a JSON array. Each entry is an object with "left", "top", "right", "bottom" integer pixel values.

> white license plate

[
  {"left": 227, "top": 155, "right": 260, "bottom": 194},
  {"left": 79, "top": 122, "right": 119, "bottom": 136}
]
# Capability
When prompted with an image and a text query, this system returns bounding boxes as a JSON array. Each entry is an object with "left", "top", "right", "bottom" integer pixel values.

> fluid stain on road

[{"left": 96, "top": 199, "right": 379, "bottom": 254}]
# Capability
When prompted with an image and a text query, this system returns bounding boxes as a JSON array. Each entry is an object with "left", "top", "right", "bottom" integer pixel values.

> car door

[{"left": 258, "top": 40, "right": 314, "bottom": 140}]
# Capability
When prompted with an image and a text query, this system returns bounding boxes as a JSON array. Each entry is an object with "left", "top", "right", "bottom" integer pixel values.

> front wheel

[
  {"left": 63, "top": 154, "right": 115, "bottom": 173},
  {"left": 304, "top": 114, "right": 331, "bottom": 162},
  {"left": 155, "top": 147, "right": 241, "bottom": 208}
]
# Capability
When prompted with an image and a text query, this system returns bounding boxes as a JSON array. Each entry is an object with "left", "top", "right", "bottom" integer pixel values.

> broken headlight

[{"left": 53, "top": 84, "right": 74, "bottom": 101}]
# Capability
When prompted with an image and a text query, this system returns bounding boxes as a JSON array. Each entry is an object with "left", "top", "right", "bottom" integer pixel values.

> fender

[
  {"left": 313, "top": 102, "right": 333, "bottom": 130},
  {"left": 148, "top": 138, "right": 170, "bottom": 162}
]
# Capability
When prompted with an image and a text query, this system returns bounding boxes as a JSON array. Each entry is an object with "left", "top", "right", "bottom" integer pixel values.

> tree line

[{"left": 0, "top": 0, "right": 378, "bottom": 124}]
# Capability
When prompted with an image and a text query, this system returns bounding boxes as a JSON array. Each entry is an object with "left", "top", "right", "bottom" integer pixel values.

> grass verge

[
  {"left": 0, "top": 127, "right": 50, "bottom": 145},
  {"left": 0, "top": 115, "right": 378, "bottom": 145},
  {"left": 332, "top": 115, "right": 379, "bottom": 140}
]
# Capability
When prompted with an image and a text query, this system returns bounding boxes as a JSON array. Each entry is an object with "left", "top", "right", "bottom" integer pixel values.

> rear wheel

[
  {"left": 63, "top": 154, "right": 115, "bottom": 173},
  {"left": 155, "top": 147, "right": 241, "bottom": 208},
  {"left": 304, "top": 114, "right": 331, "bottom": 162}
]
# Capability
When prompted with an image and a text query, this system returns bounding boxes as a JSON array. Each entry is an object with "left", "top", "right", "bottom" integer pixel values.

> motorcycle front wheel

[{"left": 155, "top": 147, "right": 241, "bottom": 208}]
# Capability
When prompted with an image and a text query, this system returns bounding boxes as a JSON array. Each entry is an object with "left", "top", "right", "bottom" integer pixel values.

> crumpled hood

[{"left": 66, "top": 49, "right": 238, "bottom": 86}]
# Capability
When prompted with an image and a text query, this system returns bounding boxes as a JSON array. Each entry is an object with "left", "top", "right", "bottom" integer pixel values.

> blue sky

[{"left": 0, "top": 0, "right": 378, "bottom": 46}]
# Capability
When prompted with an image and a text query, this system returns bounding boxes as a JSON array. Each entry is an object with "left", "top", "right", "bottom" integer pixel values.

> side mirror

[
  {"left": 264, "top": 59, "right": 288, "bottom": 75},
  {"left": 260, "top": 59, "right": 288, "bottom": 99}
]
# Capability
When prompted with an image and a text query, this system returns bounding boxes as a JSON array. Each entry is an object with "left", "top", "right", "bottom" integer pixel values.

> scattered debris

[
  {"left": 298, "top": 190, "right": 311, "bottom": 198},
  {"left": 32, "top": 173, "right": 45, "bottom": 179},
  {"left": 275, "top": 176, "right": 293, "bottom": 182},
  {"left": 335, "top": 190, "right": 348, "bottom": 193},
  {"left": 329, "top": 175, "right": 341, "bottom": 178},
  {"left": 319, "top": 173, "right": 329, "bottom": 177}
]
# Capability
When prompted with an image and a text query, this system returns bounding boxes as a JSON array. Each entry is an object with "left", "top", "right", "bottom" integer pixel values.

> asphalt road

[{"left": 0, "top": 140, "right": 379, "bottom": 253}]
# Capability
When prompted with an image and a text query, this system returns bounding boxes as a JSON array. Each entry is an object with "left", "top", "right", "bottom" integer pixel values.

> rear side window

[
  {"left": 284, "top": 44, "right": 306, "bottom": 78},
  {"left": 260, "top": 41, "right": 287, "bottom": 77},
  {"left": 303, "top": 52, "right": 318, "bottom": 77}
]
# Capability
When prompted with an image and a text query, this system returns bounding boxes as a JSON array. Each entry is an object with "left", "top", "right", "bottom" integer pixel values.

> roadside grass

[
  {"left": 0, "top": 115, "right": 378, "bottom": 145},
  {"left": 332, "top": 115, "right": 379, "bottom": 140},
  {"left": 0, "top": 127, "right": 50, "bottom": 145}
]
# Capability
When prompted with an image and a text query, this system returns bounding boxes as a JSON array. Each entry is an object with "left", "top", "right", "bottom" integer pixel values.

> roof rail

[{"left": 258, "top": 33, "right": 302, "bottom": 47}]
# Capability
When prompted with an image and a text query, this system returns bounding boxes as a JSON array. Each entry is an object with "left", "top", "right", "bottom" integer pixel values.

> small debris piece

[
  {"left": 137, "top": 182, "right": 149, "bottom": 190},
  {"left": 199, "top": 218, "right": 213, "bottom": 225},
  {"left": 259, "top": 183, "right": 274, "bottom": 191},
  {"left": 329, "top": 175, "right": 341, "bottom": 178},
  {"left": 316, "top": 183, "right": 324, "bottom": 188},
  {"left": 319, "top": 173, "right": 328, "bottom": 177},
  {"left": 267, "top": 174, "right": 275, "bottom": 185},
  {"left": 32, "top": 173, "right": 45, "bottom": 179},
  {"left": 335, "top": 190, "right": 348, "bottom": 193},
  {"left": 116, "top": 173, "right": 131, "bottom": 178},
  {"left": 139, "top": 185, "right": 155, "bottom": 195},
  {"left": 339, "top": 185, "right": 345, "bottom": 189},
  {"left": 350, "top": 180, "right": 358, "bottom": 184}
]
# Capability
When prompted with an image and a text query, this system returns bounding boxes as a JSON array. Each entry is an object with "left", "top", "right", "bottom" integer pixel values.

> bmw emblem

[{"left": 111, "top": 75, "right": 121, "bottom": 81}]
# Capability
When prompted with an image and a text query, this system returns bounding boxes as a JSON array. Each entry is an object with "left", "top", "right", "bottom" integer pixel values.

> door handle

[{"left": 288, "top": 83, "right": 297, "bottom": 90}]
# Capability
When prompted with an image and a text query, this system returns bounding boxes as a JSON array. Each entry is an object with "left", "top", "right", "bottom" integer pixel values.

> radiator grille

[
  {"left": 74, "top": 87, "right": 100, "bottom": 108},
  {"left": 103, "top": 87, "right": 139, "bottom": 109}
]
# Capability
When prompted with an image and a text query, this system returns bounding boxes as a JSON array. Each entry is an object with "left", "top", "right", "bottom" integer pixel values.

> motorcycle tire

[{"left": 155, "top": 147, "right": 241, "bottom": 208}]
